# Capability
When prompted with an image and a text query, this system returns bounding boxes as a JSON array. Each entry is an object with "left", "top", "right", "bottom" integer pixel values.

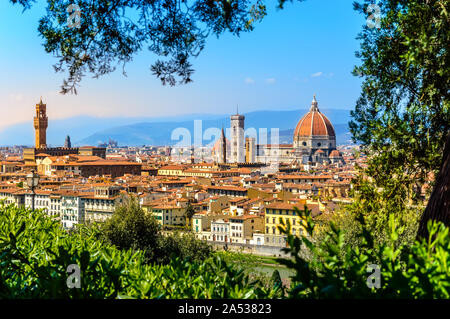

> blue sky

[{"left": 0, "top": 0, "right": 366, "bottom": 131}]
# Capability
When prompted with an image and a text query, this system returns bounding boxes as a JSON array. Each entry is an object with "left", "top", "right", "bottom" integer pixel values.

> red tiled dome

[
  {"left": 294, "top": 96, "right": 335, "bottom": 137},
  {"left": 329, "top": 150, "right": 341, "bottom": 157}
]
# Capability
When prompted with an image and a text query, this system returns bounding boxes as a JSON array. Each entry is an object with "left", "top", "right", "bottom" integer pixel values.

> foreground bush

[
  {"left": 0, "top": 203, "right": 278, "bottom": 298},
  {"left": 157, "top": 231, "right": 212, "bottom": 264},
  {"left": 101, "top": 196, "right": 212, "bottom": 265},
  {"left": 1, "top": 203, "right": 448, "bottom": 299},
  {"left": 278, "top": 206, "right": 450, "bottom": 298}
]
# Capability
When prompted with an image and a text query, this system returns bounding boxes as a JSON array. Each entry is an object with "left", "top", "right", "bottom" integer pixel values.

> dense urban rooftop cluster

[
  {"left": 0, "top": 96, "right": 376, "bottom": 249},
  {"left": 0, "top": 143, "right": 365, "bottom": 249}
]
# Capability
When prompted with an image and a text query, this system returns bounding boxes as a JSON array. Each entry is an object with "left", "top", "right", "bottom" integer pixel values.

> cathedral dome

[
  {"left": 329, "top": 150, "right": 341, "bottom": 158},
  {"left": 293, "top": 96, "right": 335, "bottom": 138}
]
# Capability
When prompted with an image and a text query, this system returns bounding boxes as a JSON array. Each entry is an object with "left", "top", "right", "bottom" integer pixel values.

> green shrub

[
  {"left": 157, "top": 231, "right": 212, "bottom": 264},
  {"left": 0, "top": 203, "right": 278, "bottom": 299},
  {"left": 1, "top": 202, "right": 448, "bottom": 299},
  {"left": 101, "top": 196, "right": 212, "bottom": 265},
  {"left": 101, "top": 196, "right": 161, "bottom": 263},
  {"left": 277, "top": 206, "right": 450, "bottom": 298}
]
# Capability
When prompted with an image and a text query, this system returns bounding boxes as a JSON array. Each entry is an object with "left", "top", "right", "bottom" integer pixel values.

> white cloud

[
  {"left": 311, "top": 72, "right": 323, "bottom": 78},
  {"left": 9, "top": 93, "right": 24, "bottom": 102},
  {"left": 244, "top": 77, "right": 255, "bottom": 84},
  {"left": 265, "top": 78, "right": 276, "bottom": 84}
]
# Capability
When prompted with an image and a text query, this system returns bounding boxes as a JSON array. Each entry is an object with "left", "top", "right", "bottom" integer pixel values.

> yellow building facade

[{"left": 263, "top": 200, "right": 321, "bottom": 247}]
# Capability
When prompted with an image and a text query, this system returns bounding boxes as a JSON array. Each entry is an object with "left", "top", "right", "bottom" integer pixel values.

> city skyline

[{"left": 0, "top": 0, "right": 447, "bottom": 302}]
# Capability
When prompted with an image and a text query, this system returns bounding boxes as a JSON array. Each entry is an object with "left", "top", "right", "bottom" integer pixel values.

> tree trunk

[{"left": 417, "top": 131, "right": 450, "bottom": 239}]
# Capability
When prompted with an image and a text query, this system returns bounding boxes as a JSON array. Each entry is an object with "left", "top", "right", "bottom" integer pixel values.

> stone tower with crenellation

[
  {"left": 34, "top": 97, "right": 48, "bottom": 148},
  {"left": 64, "top": 135, "right": 72, "bottom": 148}
]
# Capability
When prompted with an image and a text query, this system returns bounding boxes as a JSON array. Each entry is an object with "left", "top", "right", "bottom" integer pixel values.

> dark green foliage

[
  {"left": 184, "top": 202, "right": 195, "bottom": 228},
  {"left": 0, "top": 203, "right": 130, "bottom": 298},
  {"left": 350, "top": 0, "right": 450, "bottom": 206},
  {"left": 9, "top": 0, "right": 304, "bottom": 93},
  {"left": 102, "top": 196, "right": 160, "bottom": 263},
  {"left": 156, "top": 231, "right": 212, "bottom": 264},
  {"left": 271, "top": 269, "right": 284, "bottom": 293},
  {"left": 277, "top": 206, "right": 450, "bottom": 298},
  {"left": 334, "top": 175, "right": 421, "bottom": 252},
  {"left": 101, "top": 196, "right": 212, "bottom": 264},
  {"left": 1, "top": 203, "right": 448, "bottom": 298},
  {"left": 0, "top": 203, "right": 277, "bottom": 298}
]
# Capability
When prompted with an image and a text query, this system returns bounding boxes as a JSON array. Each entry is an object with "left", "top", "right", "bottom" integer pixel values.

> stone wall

[{"left": 209, "top": 241, "right": 290, "bottom": 257}]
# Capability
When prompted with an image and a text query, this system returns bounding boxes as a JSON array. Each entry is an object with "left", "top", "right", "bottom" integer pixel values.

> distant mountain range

[{"left": 0, "top": 109, "right": 354, "bottom": 147}]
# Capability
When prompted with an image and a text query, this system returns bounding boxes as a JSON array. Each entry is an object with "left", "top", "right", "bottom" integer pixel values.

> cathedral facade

[
  {"left": 292, "top": 95, "right": 337, "bottom": 164},
  {"left": 254, "top": 96, "right": 342, "bottom": 165},
  {"left": 212, "top": 95, "right": 344, "bottom": 165}
]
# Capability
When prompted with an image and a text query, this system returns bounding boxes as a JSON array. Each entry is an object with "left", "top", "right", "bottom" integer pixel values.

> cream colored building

[{"left": 143, "top": 204, "right": 187, "bottom": 226}]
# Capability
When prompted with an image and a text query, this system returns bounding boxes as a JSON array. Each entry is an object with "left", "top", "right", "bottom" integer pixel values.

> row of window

[
  {"left": 298, "top": 141, "right": 333, "bottom": 147},
  {"left": 267, "top": 217, "right": 298, "bottom": 225},
  {"left": 164, "top": 215, "right": 183, "bottom": 221},
  {"left": 266, "top": 226, "right": 303, "bottom": 236},
  {"left": 213, "top": 235, "right": 227, "bottom": 242},
  {"left": 35, "top": 200, "right": 48, "bottom": 206},
  {"left": 266, "top": 237, "right": 286, "bottom": 244},
  {"left": 212, "top": 226, "right": 228, "bottom": 233},
  {"left": 266, "top": 209, "right": 293, "bottom": 215},
  {"left": 62, "top": 215, "right": 78, "bottom": 221}
]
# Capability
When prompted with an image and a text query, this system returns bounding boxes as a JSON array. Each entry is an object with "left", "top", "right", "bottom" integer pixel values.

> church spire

[
  {"left": 219, "top": 125, "right": 227, "bottom": 164},
  {"left": 310, "top": 94, "right": 319, "bottom": 112}
]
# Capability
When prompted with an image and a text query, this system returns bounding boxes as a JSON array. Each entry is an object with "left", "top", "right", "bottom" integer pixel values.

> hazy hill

[
  {"left": 78, "top": 109, "right": 353, "bottom": 146},
  {"left": 0, "top": 109, "right": 353, "bottom": 147},
  {"left": 0, "top": 114, "right": 225, "bottom": 147}
]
